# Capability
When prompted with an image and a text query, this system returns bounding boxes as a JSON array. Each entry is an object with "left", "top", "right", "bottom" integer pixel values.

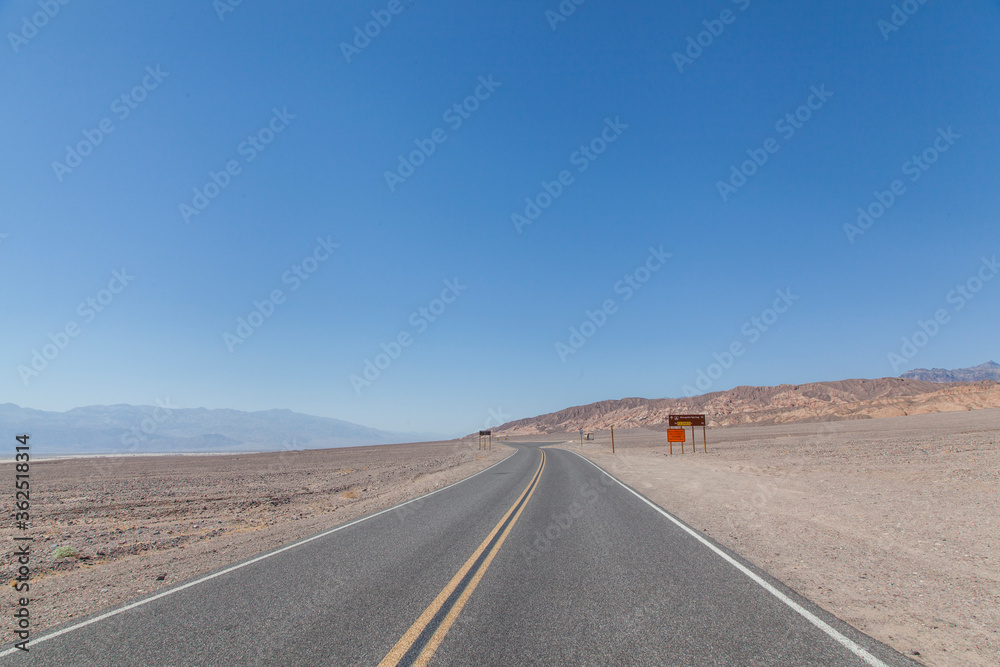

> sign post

[
  {"left": 668, "top": 415, "right": 707, "bottom": 453},
  {"left": 667, "top": 428, "right": 685, "bottom": 455}
]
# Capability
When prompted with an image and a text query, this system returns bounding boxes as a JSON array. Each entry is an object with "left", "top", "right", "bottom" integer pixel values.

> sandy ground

[
  {"left": 0, "top": 439, "right": 509, "bottom": 635},
  {"left": 548, "top": 409, "right": 1000, "bottom": 667}
]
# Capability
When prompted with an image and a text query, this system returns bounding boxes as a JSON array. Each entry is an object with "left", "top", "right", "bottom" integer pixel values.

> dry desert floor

[
  {"left": 3, "top": 411, "right": 998, "bottom": 667},
  {"left": 546, "top": 408, "right": 1000, "bottom": 667},
  {"left": 0, "top": 439, "right": 509, "bottom": 636}
]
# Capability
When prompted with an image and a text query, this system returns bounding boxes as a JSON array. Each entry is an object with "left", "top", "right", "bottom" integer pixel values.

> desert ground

[
  {"left": 548, "top": 409, "right": 1000, "bottom": 667},
  {"left": 3, "top": 411, "right": 997, "bottom": 666},
  {"left": 0, "top": 439, "right": 509, "bottom": 635}
]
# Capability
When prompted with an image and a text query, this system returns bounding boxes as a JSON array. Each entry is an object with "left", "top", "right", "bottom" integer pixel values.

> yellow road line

[
  {"left": 379, "top": 450, "right": 545, "bottom": 667},
  {"left": 412, "top": 455, "right": 544, "bottom": 666}
]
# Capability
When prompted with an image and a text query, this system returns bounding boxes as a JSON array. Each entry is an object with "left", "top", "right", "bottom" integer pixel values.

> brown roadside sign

[
  {"left": 669, "top": 414, "right": 706, "bottom": 427},
  {"left": 667, "top": 428, "right": 686, "bottom": 442}
]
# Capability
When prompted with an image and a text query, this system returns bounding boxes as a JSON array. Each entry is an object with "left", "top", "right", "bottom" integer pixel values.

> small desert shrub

[{"left": 52, "top": 546, "right": 79, "bottom": 559}]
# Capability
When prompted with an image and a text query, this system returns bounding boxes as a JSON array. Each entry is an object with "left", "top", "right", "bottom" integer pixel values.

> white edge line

[
  {"left": 1, "top": 448, "right": 518, "bottom": 657},
  {"left": 564, "top": 449, "right": 892, "bottom": 667}
]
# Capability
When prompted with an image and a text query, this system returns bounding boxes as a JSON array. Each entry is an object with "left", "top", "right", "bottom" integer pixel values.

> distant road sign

[
  {"left": 667, "top": 428, "right": 686, "bottom": 442},
  {"left": 669, "top": 414, "right": 706, "bottom": 427}
]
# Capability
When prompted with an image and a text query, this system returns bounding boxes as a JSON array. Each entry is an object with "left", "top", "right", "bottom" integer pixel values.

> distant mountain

[
  {"left": 900, "top": 361, "right": 1000, "bottom": 383},
  {"left": 495, "top": 377, "right": 1000, "bottom": 434},
  {"left": 0, "top": 403, "right": 442, "bottom": 455}
]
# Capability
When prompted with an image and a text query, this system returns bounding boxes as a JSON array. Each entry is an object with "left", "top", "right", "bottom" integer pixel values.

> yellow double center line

[{"left": 378, "top": 450, "right": 546, "bottom": 667}]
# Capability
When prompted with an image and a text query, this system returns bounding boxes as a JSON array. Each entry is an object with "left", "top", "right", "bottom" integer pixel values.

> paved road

[{"left": 4, "top": 444, "right": 916, "bottom": 666}]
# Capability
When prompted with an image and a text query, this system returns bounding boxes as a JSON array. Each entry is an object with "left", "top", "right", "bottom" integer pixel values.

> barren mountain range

[
  {"left": 0, "top": 404, "right": 439, "bottom": 455},
  {"left": 900, "top": 360, "right": 1000, "bottom": 383},
  {"left": 496, "top": 375, "right": 1000, "bottom": 434}
]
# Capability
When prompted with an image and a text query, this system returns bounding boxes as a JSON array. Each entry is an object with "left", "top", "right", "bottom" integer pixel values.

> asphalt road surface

[{"left": 3, "top": 444, "right": 917, "bottom": 666}]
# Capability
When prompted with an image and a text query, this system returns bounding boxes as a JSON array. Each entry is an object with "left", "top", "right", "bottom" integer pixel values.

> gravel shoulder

[
  {"left": 551, "top": 409, "right": 1000, "bottom": 667},
  {"left": 1, "top": 439, "right": 510, "bottom": 634}
]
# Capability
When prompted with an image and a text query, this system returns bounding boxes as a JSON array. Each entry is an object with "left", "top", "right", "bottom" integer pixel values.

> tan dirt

[
  {"left": 1, "top": 439, "right": 510, "bottom": 635},
  {"left": 549, "top": 409, "right": 1000, "bottom": 667}
]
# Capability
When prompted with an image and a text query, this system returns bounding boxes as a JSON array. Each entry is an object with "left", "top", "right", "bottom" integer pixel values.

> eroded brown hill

[{"left": 497, "top": 378, "right": 1000, "bottom": 434}]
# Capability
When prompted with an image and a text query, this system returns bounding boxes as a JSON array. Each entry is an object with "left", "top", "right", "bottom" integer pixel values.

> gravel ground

[
  {"left": 551, "top": 409, "right": 1000, "bottom": 667},
  {"left": 0, "top": 439, "right": 510, "bottom": 635}
]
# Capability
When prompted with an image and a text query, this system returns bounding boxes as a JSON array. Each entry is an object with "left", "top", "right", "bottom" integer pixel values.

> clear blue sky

[{"left": 2, "top": 0, "right": 998, "bottom": 435}]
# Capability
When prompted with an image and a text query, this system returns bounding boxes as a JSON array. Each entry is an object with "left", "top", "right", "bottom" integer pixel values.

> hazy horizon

[{"left": 6, "top": 357, "right": 998, "bottom": 439}]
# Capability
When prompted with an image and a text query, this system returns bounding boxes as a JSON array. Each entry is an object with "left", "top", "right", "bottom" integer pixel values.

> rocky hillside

[
  {"left": 901, "top": 361, "right": 1000, "bottom": 383},
  {"left": 496, "top": 378, "right": 1000, "bottom": 434}
]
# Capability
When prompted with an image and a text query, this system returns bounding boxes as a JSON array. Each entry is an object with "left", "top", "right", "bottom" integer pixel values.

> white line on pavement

[
  {"left": 566, "top": 449, "right": 891, "bottom": 667},
  {"left": 0, "top": 448, "right": 518, "bottom": 658}
]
